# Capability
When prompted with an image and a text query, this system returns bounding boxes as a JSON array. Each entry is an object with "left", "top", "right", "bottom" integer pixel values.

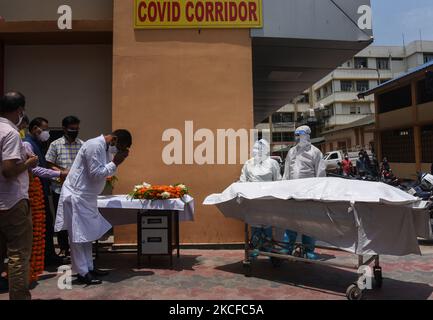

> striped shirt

[{"left": 45, "top": 136, "right": 84, "bottom": 194}]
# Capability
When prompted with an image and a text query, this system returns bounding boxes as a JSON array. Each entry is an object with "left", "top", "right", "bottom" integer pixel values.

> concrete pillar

[
  {"left": 112, "top": 0, "right": 254, "bottom": 244},
  {"left": 412, "top": 80, "right": 422, "bottom": 171},
  {"left": 374, "top": 96, "right": 382, "bottom": 162}
]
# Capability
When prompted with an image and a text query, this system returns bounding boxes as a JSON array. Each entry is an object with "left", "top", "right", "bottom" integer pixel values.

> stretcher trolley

[{"left": 204, "top": 178, "right": 433, "bottom": 300}]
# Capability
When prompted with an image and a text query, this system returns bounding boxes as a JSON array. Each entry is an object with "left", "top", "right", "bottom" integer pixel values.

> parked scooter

[
  {"left": 405, "top": 172, "right": 433, "bottom": 200},
  {"left": 380, "top": 168, "right": 400, "bottom": 187}
]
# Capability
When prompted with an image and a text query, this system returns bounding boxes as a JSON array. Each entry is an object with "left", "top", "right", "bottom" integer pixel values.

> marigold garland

[
  {"left": 128, "top": 183, "right": 189, "bottom": 200},
  {"left": 28, "top": 176, "right": 46, "bottom": 283}
]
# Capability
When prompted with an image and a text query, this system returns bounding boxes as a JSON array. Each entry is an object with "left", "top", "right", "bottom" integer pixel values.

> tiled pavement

[{"left": 1, "top": 246, "right": 432, "bottom": 300}]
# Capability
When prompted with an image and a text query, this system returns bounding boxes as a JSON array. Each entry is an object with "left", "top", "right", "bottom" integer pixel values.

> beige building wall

[
  {"left": 4, "top": 45, "right": 113, "bottom": 140},
  {"left": 323, "top": 125, "right": 374, "bottom": 152},
  {"left": 421, "top": 163, "right": 432, "bottom": 174},
  {"left": 389, "top": 163, "right": 418, "bottom": 180},
  {"left": 0, "top": 0, "right": 113, "bottom": 21},
  {"left": 112, "top": 0, "right": 254, "bottom": 244}
]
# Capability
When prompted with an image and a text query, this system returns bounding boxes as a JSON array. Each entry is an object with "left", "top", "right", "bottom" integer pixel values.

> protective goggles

[{"left": 295, "top": 130, "right": 308, "bottom": 136}]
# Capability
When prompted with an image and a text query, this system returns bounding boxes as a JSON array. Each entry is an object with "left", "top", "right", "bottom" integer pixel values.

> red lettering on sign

[
  {"left": 157, "top": 2, "right": 167, "bottom": 21},
  {"left": 239, "top": 2, "right": 247, "bottom": 21},
  {"left": 224, "top": 2, "right": 229, "bottom": 21},
  {"left": 173, "top": 1, "right": 181, "bottom": 22},
  {"left": 214, "top": 2, "right": 224, "bottom": 21},
  {"left": 186, "top": 1, "right": 194, "bottom": 22},
  {"left": 249, "top": 2, "right": 258, "bottom": 22},
  {"left": 138, "top": 1, "right": 147, "bottom": 22},
  {"left": 205, "top": 2, "right": 215, "bottom": 22},
  {"left": 195, "top": 2, "right": 204, "bottom": 22},
  {"left": 229, "top": 2, "right": 237, "bottom": 21},
  {"left": 147, "top": 2, "right": 156, "bottom": 22}
]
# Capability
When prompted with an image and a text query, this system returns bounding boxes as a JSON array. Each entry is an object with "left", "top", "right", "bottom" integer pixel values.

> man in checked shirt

[{"left": 46, "top": 116, "right": 84, "bottom": 258}]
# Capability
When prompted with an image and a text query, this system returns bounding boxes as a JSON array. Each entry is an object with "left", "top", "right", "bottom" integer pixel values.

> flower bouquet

[
  {"left": 105, "top": 176, "right": 118, "bottom": 190},
  {"left": 128, "top": 182, "right": 189, "bottom": 200}
]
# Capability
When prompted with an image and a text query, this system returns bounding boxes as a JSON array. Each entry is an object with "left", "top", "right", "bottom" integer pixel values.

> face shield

[
  {"left": 294, "top": 126, "right": 311, "bottom": 147},
  {"left": 252, "top": 139, "right": 270, "bottom": 163}
]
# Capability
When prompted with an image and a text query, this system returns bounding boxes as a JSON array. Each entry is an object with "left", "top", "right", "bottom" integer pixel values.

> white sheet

[
  {"left": 204, "top": 178, "right": 423, "bottom": 205},
  {"left": 204, "top": 178, "right": 432, "bottom": 256},
  {"left": 97, "top": 195, "right": 194, "bottom": 226}
]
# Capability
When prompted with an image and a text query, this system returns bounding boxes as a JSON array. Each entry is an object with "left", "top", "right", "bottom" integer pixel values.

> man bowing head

[{"left": 55, "top": 130, "right": 132, "bottom": 285}]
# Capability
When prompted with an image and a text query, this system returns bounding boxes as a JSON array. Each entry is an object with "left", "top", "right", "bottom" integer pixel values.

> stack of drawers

[{"left": 138, "top": 211, "right": 175, "bottom": 267}]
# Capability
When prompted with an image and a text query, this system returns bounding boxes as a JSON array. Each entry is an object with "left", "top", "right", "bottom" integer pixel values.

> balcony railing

[{"left": 272, "top": 122, "right": 296, "bottom": 130}]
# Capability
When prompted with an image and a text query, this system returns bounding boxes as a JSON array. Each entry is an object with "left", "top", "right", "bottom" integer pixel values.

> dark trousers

[
  {"left": 43, "top": 195, "right": 57, "bottom": 259},
  {"left": 52, "top": 192, "right": 70, "bottom": 252}
]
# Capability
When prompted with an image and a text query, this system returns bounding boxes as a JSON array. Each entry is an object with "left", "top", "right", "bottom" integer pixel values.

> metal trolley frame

[{"left": 242, "top": 223, "right": 383, "bottom": 300}]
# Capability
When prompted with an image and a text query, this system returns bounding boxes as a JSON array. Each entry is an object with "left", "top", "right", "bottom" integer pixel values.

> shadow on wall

[{"left": 134, "top": 28, "right": 251, "bottom": 46}]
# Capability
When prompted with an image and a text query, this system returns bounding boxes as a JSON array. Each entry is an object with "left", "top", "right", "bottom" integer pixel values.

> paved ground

[{"left": 1, "top": 246, "right": 432, "bottom": 300}]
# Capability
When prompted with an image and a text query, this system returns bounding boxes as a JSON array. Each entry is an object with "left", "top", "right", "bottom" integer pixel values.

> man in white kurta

[{"left": 55, "top": 130, "right": 131, "bottom": 284}]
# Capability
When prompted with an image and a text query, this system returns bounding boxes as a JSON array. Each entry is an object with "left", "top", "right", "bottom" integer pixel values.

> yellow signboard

[{"left": 134, "top": 0, "right": 263, "bottom": 29}]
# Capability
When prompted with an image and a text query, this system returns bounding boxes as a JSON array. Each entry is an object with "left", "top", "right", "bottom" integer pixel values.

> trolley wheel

[
  {"left": 243, "top": 261, "right": 252, "bottom": 277},
  {"left": 270, "top": 257, "right": 283, "bottom": 268},
  {"left": 373, "top": 267, "right": 383, "bottom": 289},
  {"left": 346, "top": 284, "right": 363, "bottom": 300}
]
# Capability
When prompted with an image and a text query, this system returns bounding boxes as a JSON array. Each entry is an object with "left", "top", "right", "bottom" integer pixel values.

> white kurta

[{"left": 55, "top": 135, "right": 116, "bottom": 243}]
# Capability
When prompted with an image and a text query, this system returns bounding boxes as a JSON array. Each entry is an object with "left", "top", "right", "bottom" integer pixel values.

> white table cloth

[{"left": 97, "top": 195, "right": 194, "bottom": 226}]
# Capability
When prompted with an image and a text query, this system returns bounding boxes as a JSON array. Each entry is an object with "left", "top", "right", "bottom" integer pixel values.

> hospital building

[{"left": 0, "top": 0, "right": 373, "bottom": 245}]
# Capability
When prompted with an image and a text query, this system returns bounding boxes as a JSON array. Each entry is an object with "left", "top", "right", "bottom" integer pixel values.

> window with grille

[
  {"left": 272, "top": 132, "right": 294, "bottom": 143},
  {"left": 350, "top": 105, "right": 361, "bottom": 115},
  {"left": 272, "top": 112, "right": 294, "bottom": 124},
  {"left": 381, "top": 128, "right": 415, "bottom": 163},
  {"left": 354, "top": 57, "right": 368, "bottom": 69},
  {"left": 356, "top": 80, "right": 369, "bottom": 92},
  {"left": 422, "top": 126, "right": 433, "bottom": 163},
  {"left": 297, "top": 94, "right": 310, "bottom": 104},
  {"left": 341, "top": 80, "right": 354, "bottom": 92},
  {"left": 377, "top": 58, "right": 390, "bottom": 70},
  {"left": 424, "top": 54, "right": 433, "bottom": 64}
]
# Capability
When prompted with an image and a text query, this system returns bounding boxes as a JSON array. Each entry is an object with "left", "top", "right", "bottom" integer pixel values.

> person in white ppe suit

[
  {"left": 240, "top": 139, "right": 281, "bottom": 254},
  {"left": 280, "top": 126, "right": 326, "bottom": 260},
  {"left": 240, "top": 139, "right": 281, "bottom": 183},
  {"left": 55, "top": 130, "right": 132, "bottom": 285}
]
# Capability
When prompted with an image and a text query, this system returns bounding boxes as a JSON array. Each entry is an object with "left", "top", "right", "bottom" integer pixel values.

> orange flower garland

[
  {"left": 28, "top": 176, "right": 46, "bottom": 283},
  {"left": 128, "top": 183, "right": 189, "bottom": 200}
]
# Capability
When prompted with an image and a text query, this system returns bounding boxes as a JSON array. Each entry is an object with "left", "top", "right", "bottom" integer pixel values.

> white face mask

[
  {"left": 297, "top": 134, "right": 310, "bottom": 147},
  {"left": 15, "top": 112, "right": 25, "bottom": 127},
  {"left": 252, "top": 140, "right": 269, "bottom": 163},
  {"left": 38, "top": 130, "right": 50, "bottom": 142},
  {"left": 108, "top": 145, "right": 118, "bottom": 155}
]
